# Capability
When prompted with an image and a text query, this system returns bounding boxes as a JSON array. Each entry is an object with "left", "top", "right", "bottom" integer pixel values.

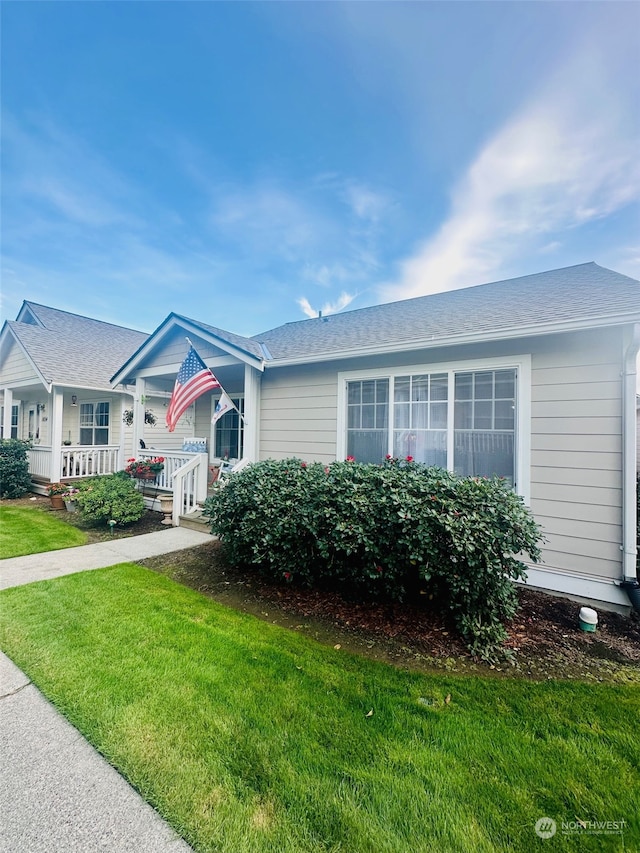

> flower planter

[
  {"left": 158, "top": 494, "right": 174, "bottom": 525},
  {"left": 64, "top": 500, "right": 78, "bottom": 513},
  {"left": 50, "top": 495, "right": 65, "bottom": 510}
]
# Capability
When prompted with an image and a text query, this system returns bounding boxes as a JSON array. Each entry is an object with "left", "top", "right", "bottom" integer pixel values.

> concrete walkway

[
  {"left": 0, "top": 527, "right": 212, "bottom": 590},
  {"left": 0, "top": 528, "right": 212, "bottom": 852}
]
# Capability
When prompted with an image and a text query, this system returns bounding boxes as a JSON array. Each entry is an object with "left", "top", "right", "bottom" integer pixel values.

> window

[
  {"left": 454, "top": 369, "right": 516, "bottom": 483},
  {"left": 393, "top": 373, "right": 448, "bottom": 467},
  {"left": 347, "top": 379, "right": 389, "bottom": 461},
  {"left": 341, "top": 358, "right": 528, "bottom": 493},
  {"left": 214, "top": 398, "right": 244, "bottom": 460},
  {"left": 79, "top": 402, "right": 110, "bottom": 445},
  {"left": 1, "top": 404, "right": 21, "bottom": 439}
]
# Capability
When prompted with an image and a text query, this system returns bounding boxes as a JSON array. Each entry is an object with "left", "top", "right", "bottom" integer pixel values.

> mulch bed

[{"left": 142, "top": 539, "right": 640, "bottom": 682}]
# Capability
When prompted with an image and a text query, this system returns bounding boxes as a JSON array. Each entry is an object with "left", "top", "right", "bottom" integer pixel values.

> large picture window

[
  {"left": 79, "top": 402, "right": 110, "bottom": 445},
  {"left": 342, "top": 359, "right": 526, "bottom": 491}
]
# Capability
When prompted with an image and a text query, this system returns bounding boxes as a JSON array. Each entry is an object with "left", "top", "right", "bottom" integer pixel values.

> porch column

[
  {"left": 50, "top": 387, "right": 64, "bottom": 482},
  {"left": 133, "top": 378, "right": 146, "bottom": 454},
  {"left": 243, "top": 364, "right": 261, "bottom": 462},
  {"left": 2, "top": 387, "right": 13, "bottom": 438}
]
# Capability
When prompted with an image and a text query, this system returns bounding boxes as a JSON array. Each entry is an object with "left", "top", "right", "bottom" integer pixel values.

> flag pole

[{"left": 186, "top": 337, "right": 246, "bottom": 425}]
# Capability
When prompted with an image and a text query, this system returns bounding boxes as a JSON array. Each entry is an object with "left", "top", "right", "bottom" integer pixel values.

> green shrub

[
  {"left": 0, "top": 439, "right": 32, "bottom": 498},
  {"left": 204, "top": 458, "right": 542, "bottom": 659},
  {"left": 75, "top": 474, "right": 145, "bottom": 526}
]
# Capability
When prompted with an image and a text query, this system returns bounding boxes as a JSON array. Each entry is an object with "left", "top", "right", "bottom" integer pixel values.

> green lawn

[
  {"left": 1, "top": 564, "right": 638, "bottom": 853},
  {"left": 0, "top": 504, "right": 88, "bottom": 558}
]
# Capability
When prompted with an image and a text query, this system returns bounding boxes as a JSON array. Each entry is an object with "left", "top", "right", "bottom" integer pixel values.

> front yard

[{"left": 1, "top": 562, "right": 638, "bottom": 852}]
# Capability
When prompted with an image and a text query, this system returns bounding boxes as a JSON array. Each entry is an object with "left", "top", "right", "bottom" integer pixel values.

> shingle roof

[
  {"left": 171, "top": 314, "right": 265, "bottom": 360},
  {"left": 8, "top": 302, "right": 148, "bottom": 390},
  {"left": 253, "top": 263, "right": 640, "bottom": 361}
]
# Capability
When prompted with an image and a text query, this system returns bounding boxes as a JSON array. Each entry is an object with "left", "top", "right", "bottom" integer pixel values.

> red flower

[
  {"left": 385, "top": 454, "right": 392, "bottom": 460},
  {"left": 406, "top": 455, "right": 414, "bottom": 462},
  {"left": 375, "top": 565, "right": 383, "bottom": 574},
  {"left": 301, "top": 462, "right": 307, "bottom": 468},
  {"left": 346, "top": 455, "right": 355, "bottom": 462},
  {"left": 283, "top": 572, "right": 291, "bottom": 581}
]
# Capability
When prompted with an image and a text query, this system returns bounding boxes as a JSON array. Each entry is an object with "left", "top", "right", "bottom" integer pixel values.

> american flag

[{"left": 166, "top": 346, "right": 221, "bottom": 432}]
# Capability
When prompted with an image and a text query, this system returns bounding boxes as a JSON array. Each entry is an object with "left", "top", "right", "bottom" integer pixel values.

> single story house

[{"left": 2, "top": 262, "right": 639, "bottom": 611}]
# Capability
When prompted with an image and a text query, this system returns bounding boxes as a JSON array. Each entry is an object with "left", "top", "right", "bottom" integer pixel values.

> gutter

[
  {"left": 263, "top": 312, "right": 640, "bottom": 369},
  {"left": 621, "top": 323, "right": 640, "bottom": 611}
]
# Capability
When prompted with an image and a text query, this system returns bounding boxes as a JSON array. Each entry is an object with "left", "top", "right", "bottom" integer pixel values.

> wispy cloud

[
  {"left": 297, "top": 291, "right": 356, "bottom": 319},
  {"left": 380, "top": 49, "right": 640, "bottom": 301}
]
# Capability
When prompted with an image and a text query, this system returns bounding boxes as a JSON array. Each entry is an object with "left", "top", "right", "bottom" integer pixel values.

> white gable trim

[{"left": 111, "top": 315, "right": 264, "bottom": 385}]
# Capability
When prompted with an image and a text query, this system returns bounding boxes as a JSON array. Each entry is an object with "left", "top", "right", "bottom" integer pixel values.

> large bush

[
  {"left": 0, "top": 439, "right": 32, "bottom": 498},
  {"left": 75, "top": 474, "right": 145, "bottom": 525},
  {"left": 205, "top": 458, "right": 542, "bottom": 659}
]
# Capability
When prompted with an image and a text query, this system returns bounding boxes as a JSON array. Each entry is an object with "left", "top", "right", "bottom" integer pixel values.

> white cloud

[
  {"left": 297, "top": 291, "right": 356, "bottom": 318},
  {"left": 380, "top": 49, "right": 640, "bottom": 301}
]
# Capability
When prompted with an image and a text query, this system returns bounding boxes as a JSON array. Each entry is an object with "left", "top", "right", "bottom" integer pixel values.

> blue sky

[{"left": 1, "top": 1, "right": 639, "bottom": 337}]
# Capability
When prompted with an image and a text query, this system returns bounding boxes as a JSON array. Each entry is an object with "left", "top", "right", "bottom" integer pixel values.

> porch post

[
  {"left": 133, "top": 378, "right": 146, "bottom": 454},
  {"left": 50, "top": 387, "right": 64, "bottom": 482},
  {"left": 2, "top": 387, "right": 13, "bottom": 438},
  {"left": 243, "top": 364, "right": 261, "bottom": 462}
]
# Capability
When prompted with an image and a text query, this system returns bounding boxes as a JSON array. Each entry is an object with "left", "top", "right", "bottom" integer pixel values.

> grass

[
  {"left": 1, "top": 564, "right": 638, "bottom": 853},
  {"left": 0, "top": 504, "right": 88, "bottom": 558}
]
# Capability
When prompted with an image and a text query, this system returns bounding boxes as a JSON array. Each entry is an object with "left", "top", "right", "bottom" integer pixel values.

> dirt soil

[{"left": 140, "top": 538, "right": 640, "bottom": 684}]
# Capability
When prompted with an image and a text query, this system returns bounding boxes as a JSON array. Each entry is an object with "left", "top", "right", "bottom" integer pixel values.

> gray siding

[
  {"left": 260, "top": 364, "right": 339, "bottom": 463},
  {"left": 259, "top": 326, "right": 626, "bottom": 586},
  {"left": 529, "top": 327, "right": 623, "bottom": 583},
  {"left": 143, "top": 328, "right": 227, "bottom": 370}
]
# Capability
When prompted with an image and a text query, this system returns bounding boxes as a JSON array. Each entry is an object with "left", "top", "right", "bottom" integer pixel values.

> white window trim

[
  {"left": 337, "top": 354, "right": 531, "bottom": 504},
  {"left": 210, "top": 394, "right": 245, "bottom": 460},
  {"left": 78, "top": 399, "right": 111, "bottom": 446}
]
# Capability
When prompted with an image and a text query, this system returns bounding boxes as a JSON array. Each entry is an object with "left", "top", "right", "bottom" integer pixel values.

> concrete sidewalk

[
  {"left": 0, "top": 527, "right": 212, "bottom": 590},
  {"left": 0, "top": 653, "right": 193, "bottom": 852},
  {"left": 0, "top": 528, "right": 213, "bottom": 851}
]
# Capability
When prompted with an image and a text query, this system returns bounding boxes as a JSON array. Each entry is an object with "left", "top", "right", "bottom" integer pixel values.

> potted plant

[
  {"left": 124, "top": 456, "right": 165, "bottom": 480},
  {"left": 47, "top": 482, "right": 67, "bottom": 509},
  {"left": 62, "top": 486, "right": 80, "bottom": 512}
]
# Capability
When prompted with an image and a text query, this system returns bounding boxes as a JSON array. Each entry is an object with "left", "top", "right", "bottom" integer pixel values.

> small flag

[
  {"left": 166, "top": 346, "right": 221, "bottom": 432},
  {"left": 212, "top": 391, "right": 234, "bottom": 425}
]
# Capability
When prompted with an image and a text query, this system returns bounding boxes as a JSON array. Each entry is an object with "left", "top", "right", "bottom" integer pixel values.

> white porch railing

[
  {"left": 139, "top": 450, "right": 208, "bottom": 525},
  {"left": 27, "top": 446, "right": 52, "bottom": 479},
  {"left": 61, "top": 446, "right": 121, "bottom": 479},
  {"left": 27, "top": 445, "right": 121, "bottom": 481}
]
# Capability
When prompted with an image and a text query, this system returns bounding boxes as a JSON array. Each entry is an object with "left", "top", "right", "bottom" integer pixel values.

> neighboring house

[
  {"left": 0, "top": 302, "right": 148, "bottom": 484},
  {"left": 111, "top": 262, "right": 640, "bottom": 610}
]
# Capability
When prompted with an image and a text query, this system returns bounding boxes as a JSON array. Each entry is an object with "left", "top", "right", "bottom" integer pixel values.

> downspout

[{"left": 621, "top": 323, "right": 640, "bottom": 610}]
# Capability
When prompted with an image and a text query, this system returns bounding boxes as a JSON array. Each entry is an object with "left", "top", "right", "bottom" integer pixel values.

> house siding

[
  {"left": 143, "top": 328, "right": 228, "bottom": 370},
  {"left": 260, "top": 327, "right": 625, "bottom": 587},
  {"left": 1, "top": 339, "right": 39, "bottom": 386},
  {"left": 529, "top": 327, "right": 623, "bottom": 583}
]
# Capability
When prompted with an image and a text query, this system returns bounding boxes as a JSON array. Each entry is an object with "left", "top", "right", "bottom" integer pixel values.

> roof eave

[
  {"left": 110, "top": 314, "right": 264, "bottom": 386},
  {"left": 265, "top": 312, "right": 640, "bottom": 368}
]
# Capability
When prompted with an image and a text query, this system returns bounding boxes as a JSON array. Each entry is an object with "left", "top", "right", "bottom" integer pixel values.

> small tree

[{"left": 0, "top": 439, "right": 32, "bottom": 498}]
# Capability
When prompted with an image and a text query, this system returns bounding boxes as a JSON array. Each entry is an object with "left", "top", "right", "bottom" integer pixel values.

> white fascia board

[
  {"left": 111, "top": 316, "right": 263, "bottom": 386},
  {"left": 264, "top": 314, "right": 639, "bottom": 369}
]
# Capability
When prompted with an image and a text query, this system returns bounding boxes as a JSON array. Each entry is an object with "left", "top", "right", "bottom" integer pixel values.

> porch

[{"left": 28, "top": 446, "right": 214, "bottom": 528}]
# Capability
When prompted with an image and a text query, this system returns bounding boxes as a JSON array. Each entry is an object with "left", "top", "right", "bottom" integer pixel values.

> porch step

[{"left": 179, "top": 510, "right": 211, "bottom": 533}]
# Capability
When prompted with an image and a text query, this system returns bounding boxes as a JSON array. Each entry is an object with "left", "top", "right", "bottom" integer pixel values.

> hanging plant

[{"left": 122, "top": 409, "right": 157, "bottom": 427}]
